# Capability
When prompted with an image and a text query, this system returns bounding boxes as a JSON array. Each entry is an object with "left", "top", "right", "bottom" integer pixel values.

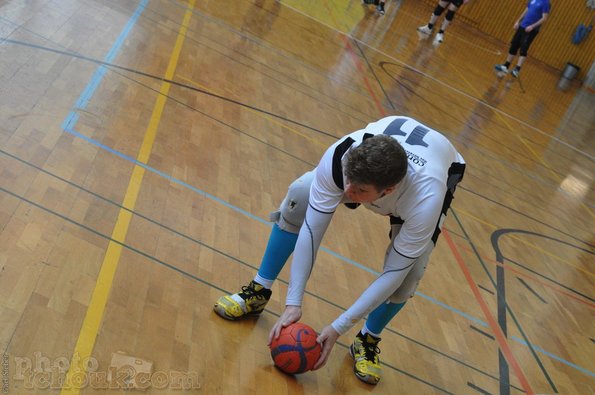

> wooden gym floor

[{"left": 0, "top": 0, "right": 593, "bottom": 394}]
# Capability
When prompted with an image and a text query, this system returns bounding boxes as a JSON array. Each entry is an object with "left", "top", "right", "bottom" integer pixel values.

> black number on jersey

[{"left": 383, "top": 118, "right": 429, "bottom": 147}]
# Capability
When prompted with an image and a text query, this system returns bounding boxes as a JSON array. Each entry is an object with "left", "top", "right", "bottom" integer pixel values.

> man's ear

[{"left": 384, "top": 184, "right": 397, "bottom": 195}]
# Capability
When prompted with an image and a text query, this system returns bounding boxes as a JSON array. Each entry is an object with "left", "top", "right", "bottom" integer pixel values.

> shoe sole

[{"left": 213, "top": 304, "right": 262, "bottom": 320}]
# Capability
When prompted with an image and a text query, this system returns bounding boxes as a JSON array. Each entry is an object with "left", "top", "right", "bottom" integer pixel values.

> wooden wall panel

[{"left": 421, "top": 0, "right": 595, "bottom": 79}]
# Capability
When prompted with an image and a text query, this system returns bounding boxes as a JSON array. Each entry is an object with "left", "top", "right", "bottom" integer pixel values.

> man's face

[{"left": 344, "top": 182, "right": 396, "bottom": 203}]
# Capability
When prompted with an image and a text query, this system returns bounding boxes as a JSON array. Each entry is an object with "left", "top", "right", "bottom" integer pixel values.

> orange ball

[{"left": 269, "top": 323, "right": 322, "bottom": 374}]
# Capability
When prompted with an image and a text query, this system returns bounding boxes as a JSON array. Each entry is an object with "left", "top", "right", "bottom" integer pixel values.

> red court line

[
  {"left": 341, "top": 37, "right": 388, "bottom": 117},
  {"left": 321, "top": 2, "right": 388, "bottom": 117},
  {"left": 318, "top": 4, "right": 386, "bottom": 118},
  {"left": 444, "top": 230, "right": 535, "bottom": 395},
  {"left": 456, "top": 243, "right": 595, "bottom": 309}
]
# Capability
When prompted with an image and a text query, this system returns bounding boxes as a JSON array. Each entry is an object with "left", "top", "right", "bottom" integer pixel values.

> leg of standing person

[
  {"left": 418, "top": 0, "right": 449, "bottom": 35},
  {"left": 350, "top": 163, "right": 464, "bottom": 385},
  {"left": 377, "top": 0, "right": 386, "bottom": 15},
  {"left": 435, "top": 0, "right": 463, "bottom": 43},
  {"left": 350, "top": 247, "right": 431, "bottom": 385},
  {"left": 511, "top": 29, "right": 539, "bottom": 77},
  {"left": 495, "top": 27, "right": 524, "bottom": 74},
  {"left": 213, "top": 172, "right": 314, "bottom": 320},
  {"left": 349, "top": 217, "right": 427, "bottom": 385}
]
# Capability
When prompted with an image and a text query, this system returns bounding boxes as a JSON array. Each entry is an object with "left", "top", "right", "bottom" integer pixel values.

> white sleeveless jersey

[{"left": 310, "top": 116, "right": 465, "bottom": 258}]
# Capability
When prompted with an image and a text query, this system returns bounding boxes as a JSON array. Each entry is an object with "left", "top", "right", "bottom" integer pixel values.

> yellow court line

[
  {"left": 455, "top": 208, "right": 595, "bottom": 278},
  {"left": 176, "top": 75, "right": 328, "bottom": 149},
  {"left": 60, "top": 1, "right": 196, "bottom": 393}
]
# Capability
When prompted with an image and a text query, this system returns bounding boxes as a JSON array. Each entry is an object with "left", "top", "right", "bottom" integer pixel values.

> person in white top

[{"left": 214, "top": 116, "right": 465, "bottom": 385}]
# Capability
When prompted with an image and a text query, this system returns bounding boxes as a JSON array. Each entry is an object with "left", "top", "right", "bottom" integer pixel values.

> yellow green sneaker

[
  {"left": 213, "top": 281, "right": 272, "bottom": 320},
  {"left": 349, "top": 331, "right": 382, "bottom": 385}
]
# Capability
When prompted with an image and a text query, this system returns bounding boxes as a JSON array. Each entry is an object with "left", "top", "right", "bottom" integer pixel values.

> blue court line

[
  {"left": 64, "top": 127, "right": 268, "bottom": 226},
  {"left": 511, "top": 336, "right": 595, "bottom": 378},
  {"left": 61, "top": 0, "right": 148, "bottom": 131},
  {"left": 321, "top": 245, "right": 489, "bottom": 326},
  {"left": 415, "top": 292, "right": 488, "bottom": 327}
]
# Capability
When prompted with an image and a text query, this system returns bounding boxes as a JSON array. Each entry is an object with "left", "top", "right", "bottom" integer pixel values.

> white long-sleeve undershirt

[
  {"left": 285, "top": 202, "right": 419, "bottom": 335},
  {"left": 331, "top": 246, "right": 416, "bottom": 335},
  {"left": 285, "top": 204, "right": 333, "bottom": 306}
]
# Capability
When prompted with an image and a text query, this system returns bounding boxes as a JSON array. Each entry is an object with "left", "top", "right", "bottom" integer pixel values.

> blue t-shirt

[{"left": 521, "top": 0, "right": 551, "bottom": 28}]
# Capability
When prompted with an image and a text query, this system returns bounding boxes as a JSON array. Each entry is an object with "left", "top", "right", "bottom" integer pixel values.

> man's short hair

[{"left": 344, "top": 135, "right": 408, "bottom": 191}]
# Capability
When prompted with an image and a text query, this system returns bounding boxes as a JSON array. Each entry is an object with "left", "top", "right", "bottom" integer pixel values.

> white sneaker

[
  {"left": 494, "top": 64, "right": 508, "bottom": 78},
  {"left": 494, "top": 64, "right": 509, "bottom": 73},
  {"left": 434, "top": 32, "right": 444, "bottom": 43},
  {"left": 417, "top": 25, "right": 432, "bottom": 35}
]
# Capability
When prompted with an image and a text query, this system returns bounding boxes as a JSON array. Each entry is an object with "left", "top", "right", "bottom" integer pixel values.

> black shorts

[{"left": 446, "top": 0, "right": 465, "bottom": 7}]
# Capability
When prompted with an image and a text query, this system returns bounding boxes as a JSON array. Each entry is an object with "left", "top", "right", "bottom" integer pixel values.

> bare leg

[
  {"left": 429, "top": 0, "right": 449, "bottom": 25},
  {"left": 516, "top": 56, "right": 526, "bottom": 67},
  {"left": 439, "top": 3, "right": 460, "bottom": 32}
]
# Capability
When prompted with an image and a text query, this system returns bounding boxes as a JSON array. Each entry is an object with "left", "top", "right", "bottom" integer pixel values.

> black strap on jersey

[
  {"left": 431, "top": 162, "right": 466, "bottom": 244},
  {"left": 332, "top": 137, "right": 355, "bottom": 190},
  {"left": 331, "top": 133, "right": 374, "bottom": 190},
  {"left": 388, "top": 215, "right": 405, "bottom": 239}
]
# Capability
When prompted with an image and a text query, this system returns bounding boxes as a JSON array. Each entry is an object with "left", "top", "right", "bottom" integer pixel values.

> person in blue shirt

[{"left": 495, "top": 0, "right": 551, "bottom": 78}]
